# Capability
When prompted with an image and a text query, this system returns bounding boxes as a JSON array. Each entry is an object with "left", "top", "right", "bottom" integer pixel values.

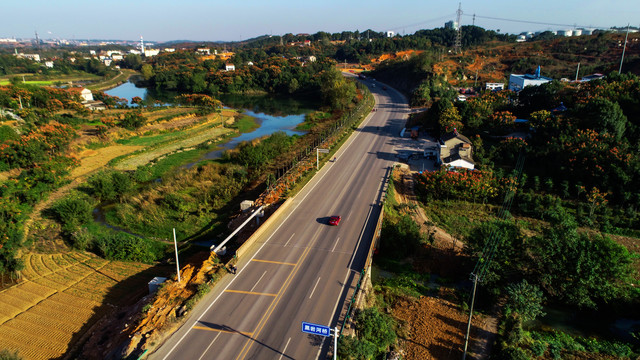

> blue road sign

[{"left": 301, "top": 321, "right": 331, "bottom": 337}]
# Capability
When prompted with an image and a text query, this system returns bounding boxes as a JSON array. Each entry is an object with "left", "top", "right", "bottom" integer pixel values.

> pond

[
  {"left": 104, "top": 82, "right": 318, "bottom": 164},
  {"left": 104, "top": 79, "right": 177, "bottom": 106},
  {"left": 194, "top": 110, "right": 307, "bottom": 164},
  {"left": 104, "top": 80, "right": 148, "bottom": 105}
]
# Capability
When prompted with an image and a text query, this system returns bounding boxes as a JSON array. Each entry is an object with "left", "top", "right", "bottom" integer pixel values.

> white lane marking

[
  {"left": 250, "top": 271, "right": 267, "bottom": 292},
  {"left": 331, "top": 237, "right": 340, "bottom": 253},
  {"left": 160, "top": 194, "right": 306, "bottom": 359},
  {"left": 309, "top": 277, "right": 322, "bottom": 299},
  {"left": 346, "top": 210, "right": 353, "bottom": 221},
  {"left": 197, "top": 332, "right": 221, "bottom": 360},
  {"left": 278, "top": 337, "right": 291, "bottom": 360},
  {"left": 284, "top": 233, "right": 295, "bottom": 247}
]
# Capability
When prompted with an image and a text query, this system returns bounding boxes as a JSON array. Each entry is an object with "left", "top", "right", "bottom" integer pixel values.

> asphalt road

[{"left": 151, "top": 80, "right": 409, "bottom": 360}]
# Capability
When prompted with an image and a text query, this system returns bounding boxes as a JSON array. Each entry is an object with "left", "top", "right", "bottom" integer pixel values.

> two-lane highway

[{"left": 152, "top": 80, "right": 408, "bottom": 359}]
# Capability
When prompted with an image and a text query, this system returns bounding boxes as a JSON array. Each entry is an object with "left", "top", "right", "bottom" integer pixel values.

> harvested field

[
  {"left": 113, "top": 125, "right": 232, "bottom": 170},
  {"left": 71, "top": 145, "right": 144, "bottom": 178},
  {"left": 0, "top": 252, "right": 159, "bottom": 360}
]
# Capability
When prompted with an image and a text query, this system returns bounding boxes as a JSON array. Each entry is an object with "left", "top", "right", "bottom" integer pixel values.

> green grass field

[{"left": 0, "top": 80, "right": 56, "bottom": 86}]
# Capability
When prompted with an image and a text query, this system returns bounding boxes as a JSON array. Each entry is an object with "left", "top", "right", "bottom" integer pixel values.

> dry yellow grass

[
  {"left": 71, "top": 144, "right": 144, "bottom": 178},
  {"left": 113, "top": 125, "right": 232, "bottom": 171},
  {"left": 0, "top": 252, "right": 156, "bottom": 360}
]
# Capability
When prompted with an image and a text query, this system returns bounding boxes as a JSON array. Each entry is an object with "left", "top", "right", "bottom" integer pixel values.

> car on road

[{"left": 328, "top": 216, "right": 342, "bottom": 226}]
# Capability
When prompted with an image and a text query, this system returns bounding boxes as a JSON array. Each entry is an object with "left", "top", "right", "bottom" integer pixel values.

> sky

[{"left": 2, "top": 0, "right": 640, "bottom": 43}]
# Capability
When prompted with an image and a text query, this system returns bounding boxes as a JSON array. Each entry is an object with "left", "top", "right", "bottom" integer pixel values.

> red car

[{"left": 329, "top": 216, "right": 342, "bottom": 226}]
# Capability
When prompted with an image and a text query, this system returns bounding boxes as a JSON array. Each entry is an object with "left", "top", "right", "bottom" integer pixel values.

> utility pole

[
  {"left": 474, "top": 65, "right": 480, "bottom": 87},
  {"left": 619, "top": 24, "right": 630, "bottom": 74},
  {"left": 173, "top": 228, "right": 181, "bottom": 283},
  {"left": 472, "top": 13, "right": 476, "bottom": 26},
  {"left": 575, "top": 62, "right": 581, "bottom": 81},
  {"left": 454, "top": 3, "right": 463, "bottom": 54},
  {"left": 462, "top": 273, "right": 479, "bottom": 360}
]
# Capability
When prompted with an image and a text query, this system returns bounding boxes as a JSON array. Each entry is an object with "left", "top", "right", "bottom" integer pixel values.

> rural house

[{"left": 439, "top": 130, "right": 475, "bottom": 170}]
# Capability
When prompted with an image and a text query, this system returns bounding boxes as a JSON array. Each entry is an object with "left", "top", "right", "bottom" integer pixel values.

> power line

[
  {"left": 463, "top": 150, "right": 526, "bottom": 360},
  {"left": 385, "top": 14, "right": 455, "bottom": 32},
  {"left": 462, "top": 13, "right": 604, "bottom": 30}
]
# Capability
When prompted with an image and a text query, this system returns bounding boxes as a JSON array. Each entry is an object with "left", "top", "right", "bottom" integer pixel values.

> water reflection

[{"left": 188, "top": 110, "right": 307, "bottom": 167}]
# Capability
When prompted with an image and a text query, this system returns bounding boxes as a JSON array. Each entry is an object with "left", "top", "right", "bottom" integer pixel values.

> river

[{"left": 104, "top": 81, "right": 317, "bottom": 165}]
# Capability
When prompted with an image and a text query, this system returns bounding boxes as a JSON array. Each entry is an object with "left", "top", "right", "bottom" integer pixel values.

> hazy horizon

[{"left": 2, "top": 0, "right": 639, "bottom": 43}]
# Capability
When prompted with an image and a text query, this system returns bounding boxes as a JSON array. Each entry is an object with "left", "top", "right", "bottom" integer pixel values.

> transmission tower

[{"left": 454, "top": 3, "right": 463, "bottom": 53}]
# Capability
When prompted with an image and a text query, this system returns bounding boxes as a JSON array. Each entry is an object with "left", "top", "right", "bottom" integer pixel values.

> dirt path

[
  {"left": 394, "top": 165, "right": 464, "bottom": 252},
  {"left": 23, "top": 144, "right": 144, "bottom": 236},
  {"left": 392, "top": 165, "right": 497, "bottom": 360}
]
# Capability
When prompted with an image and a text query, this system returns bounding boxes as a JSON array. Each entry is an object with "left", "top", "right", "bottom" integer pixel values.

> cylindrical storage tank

[
  {"left": 583, "top": 29, "right": 594, "bottom": 35},
  {"left": 573, "top": 29, "right": 582, "bottom": 36}
]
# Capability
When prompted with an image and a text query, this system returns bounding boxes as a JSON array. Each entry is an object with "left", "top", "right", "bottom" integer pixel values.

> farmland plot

[{"left": 0, "top": 252, "right": 157, "bottom": 360}]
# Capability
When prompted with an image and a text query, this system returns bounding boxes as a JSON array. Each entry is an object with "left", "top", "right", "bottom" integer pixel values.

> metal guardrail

[
  {"left": 338, "top": 166, "right": 391, "bottom": 339},
  {"left": 258, "top": 83, "right": 374, "bottom": 201}
]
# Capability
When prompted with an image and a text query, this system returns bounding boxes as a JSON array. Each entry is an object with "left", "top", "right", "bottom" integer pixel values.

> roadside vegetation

[
  {"left": 404, "top": 73, "right": 640, "bottom": 358},
  {"left": 0, "top": 47, "right": 365, "bottom": 357},
  {"left": 1, "top": 25, "right": 639, "bottom": 359}
]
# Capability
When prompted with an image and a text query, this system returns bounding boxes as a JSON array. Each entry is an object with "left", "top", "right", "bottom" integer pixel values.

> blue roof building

[{"left": 508, "top": 66, "right": 553, "bottom": 91}]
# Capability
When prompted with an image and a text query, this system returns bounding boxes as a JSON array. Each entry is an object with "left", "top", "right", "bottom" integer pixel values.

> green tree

[
  {"left": 337, "top": 307, "right": 396, "bottom": 359},
  {"left": 141, "top": 64, "right": 154, "bottom": 80},
  {"left": 120, "top": 112, "right": 146, "bottom": 130},
  {"left": 50, "top": 193, "right": 94, "bottom": 232},
  {"left": 505, "top": 279, "right": 546, "bottom": 322},
  {"left": 319, "top": 68, "right": 356, "bottom": 110},
  {"left": 532, "top": 209, "right": 633, "bottom": 308},
  {"left": 578, "top": 97, "right": 628, "bottom": 141},
  {"left": 0, "top": 349, "right": 22, "bottom": 360}
]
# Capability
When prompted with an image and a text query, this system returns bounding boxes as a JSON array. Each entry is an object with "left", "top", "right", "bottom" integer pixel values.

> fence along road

[{"left": 152, "top": 80, "right": 408, "bottom": 360}]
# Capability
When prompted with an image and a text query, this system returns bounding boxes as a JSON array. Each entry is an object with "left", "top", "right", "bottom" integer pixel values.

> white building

[
  {"left": 16, "top": 53, "right": 40, "bottom": 62},
  {"left": 225, "top": 63, "right": 236, "bottom": 71},
  {"left": 386, "top": 31, "right": 395, "bottom": 38},
  {"left": 68, "top": 87, "right": 94, "bottom": 102},
  {"left": 144, "top": 49, "right": 159, "bottom": 57},
  {"left": 486, "top": 83, "right": 505, "bottom": 91},
  {"left": 439, "top": 130, "right": 475, "bottom": 170},
  {"left": 44, "top": 61, "right": 54, "bottom": 68},
  {"left": 508, "top": 66, "right": 552, "bottom": 91}
]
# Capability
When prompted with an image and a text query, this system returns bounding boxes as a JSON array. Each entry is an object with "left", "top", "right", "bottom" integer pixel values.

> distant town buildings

[
  {"left": 225, "top": 63, "right": 235, "bottom": 71},
  {"left": 143, "top": 49, "right": 159, "bottom": 57},
  {"left": 15, "top": 53, "right": 40, "bottom": 62}
]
